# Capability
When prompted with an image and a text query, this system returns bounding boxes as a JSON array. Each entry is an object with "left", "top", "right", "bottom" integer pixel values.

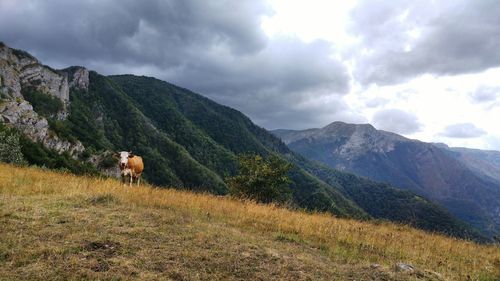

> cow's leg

[
  {"left": 129, "top": 174, "right": 133, "bottom": 187},
  {"left": 137, "top": 176, "right": 140, "bottom": 187}
]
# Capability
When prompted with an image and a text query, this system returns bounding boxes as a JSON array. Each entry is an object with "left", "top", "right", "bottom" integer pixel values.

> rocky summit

[{"left": 273, "top": 122, "right": 500, "bottom": 238}]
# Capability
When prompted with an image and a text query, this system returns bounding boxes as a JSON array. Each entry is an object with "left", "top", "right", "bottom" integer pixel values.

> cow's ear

[
  {"left": 128, "top": 153, "right": 135, "bottom": 158},
  {"left": 113, "top": 152, "right": 119, "bottom": 159}
]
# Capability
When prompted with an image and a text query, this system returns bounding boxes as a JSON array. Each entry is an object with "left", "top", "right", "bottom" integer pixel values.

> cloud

[
  {"left": 0, "top": 0, "right": 351, "bottom": 130},
  {"left": 440, "top": 123, "right": 486, "bottom": 138},
  {"left": 0, "top": 0, "right": 271, "bottom": 67},
  {"left": 350, "top": 0, "right": 500, "bottom": 85},
  {"left": 469, "top": 85, "right": 500, "bottom": 103},
  {"left": 365, "top": 97, "right": 389, "bottom": 108},
  {"left": 2, "top": 0, "right": 499, "bottom": 144},
  {"left": 254, "top": 96, "right": 367, "bottom": 130},
  {"left": 371, "top": 109, "right": 421, "bottom": 134}
]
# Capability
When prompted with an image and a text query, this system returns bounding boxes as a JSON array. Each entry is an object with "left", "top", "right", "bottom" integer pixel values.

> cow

[{"left": 115, "top": 151, "right": 144, "bottom": 186}]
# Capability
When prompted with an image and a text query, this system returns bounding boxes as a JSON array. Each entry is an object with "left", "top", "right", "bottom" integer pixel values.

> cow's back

[{"left": 128, "top": 156, "right": 144, "bottom": 175}]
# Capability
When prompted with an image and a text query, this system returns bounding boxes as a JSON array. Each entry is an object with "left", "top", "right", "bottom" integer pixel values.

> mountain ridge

[{"left": 272, "top": 121, "right": 500, "bottom": 238}]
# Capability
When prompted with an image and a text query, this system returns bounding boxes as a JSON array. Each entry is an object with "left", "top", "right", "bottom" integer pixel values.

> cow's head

[{"left": 114, "top": 151, "right": 134, "bottom": 170}]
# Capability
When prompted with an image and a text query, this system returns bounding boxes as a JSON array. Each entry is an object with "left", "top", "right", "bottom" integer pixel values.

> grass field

[{"left": 1, "top": 163, "right": 499, "bottom": 280}]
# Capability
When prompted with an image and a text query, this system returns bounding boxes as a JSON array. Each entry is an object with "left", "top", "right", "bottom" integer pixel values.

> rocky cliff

[{"left": 0, "top": 42, "right": 86, "bottom": 155}]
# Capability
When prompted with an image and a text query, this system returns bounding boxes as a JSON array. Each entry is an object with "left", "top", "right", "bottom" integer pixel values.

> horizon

[{"left": 1, "top": 0, "right": 499, "bottom": 150}]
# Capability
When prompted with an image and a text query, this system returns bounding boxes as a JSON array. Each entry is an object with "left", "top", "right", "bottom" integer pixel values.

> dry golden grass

[{"left": 1, "top": 163, "right": 499, "bottom": 280}]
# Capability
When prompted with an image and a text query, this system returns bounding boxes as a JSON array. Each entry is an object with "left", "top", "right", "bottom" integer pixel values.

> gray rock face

[
  {"left": 68, "top": 67, "right": 89, "bottom": 90},
  {"left": 0, "top": 44, "right": 69, "bottom": 104},
  {"left": 0, "top": 43, "right": 84, "bottom": 156},
  {"left": 0, "top": 99, "right": 83, "bottom": 154},
  {"left": 394, "top": 262, "right": 415, "bottom": 272},
  {"left": 19, "top": 64, "right": 69, "bottom": 105},
  {"left": 0, "top": 49, "right": 23, "bottom": 99}
]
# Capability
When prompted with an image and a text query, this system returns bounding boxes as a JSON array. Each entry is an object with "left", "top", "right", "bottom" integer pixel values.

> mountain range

[
  {"left": 0, "top": 42, "right": 488, "bottom": 241},
  {"left": 272, "top": 122, "right": 500, "bottom": 238}
]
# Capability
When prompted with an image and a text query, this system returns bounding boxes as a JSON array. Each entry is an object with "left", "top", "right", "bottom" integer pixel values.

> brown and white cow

[{"left": 115, "top": 151, "right": 144, "bottom": 186}]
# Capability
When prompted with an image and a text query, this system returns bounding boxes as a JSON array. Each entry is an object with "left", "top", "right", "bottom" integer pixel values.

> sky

[{"left": 1, "top": 0, "right": 500, "bottom": 150}]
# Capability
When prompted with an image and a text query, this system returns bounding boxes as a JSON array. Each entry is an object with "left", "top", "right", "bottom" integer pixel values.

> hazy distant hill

[
  {"left": 273, "top": 122, "right": 500, "bottom": 237},
  {"left": 0, "top": 42, "right": 486, "bottom": 240},
  {"left": 437, "top": 144, "right": 500, "bottom": 185}
]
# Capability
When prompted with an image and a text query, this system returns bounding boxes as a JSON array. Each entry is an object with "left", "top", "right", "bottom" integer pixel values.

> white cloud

[
  {"left": 261, "top": 0, "right": 358, "bottom": 47},
  {"left": 469, "top": 85, "right": 500, "bottom": 103}
]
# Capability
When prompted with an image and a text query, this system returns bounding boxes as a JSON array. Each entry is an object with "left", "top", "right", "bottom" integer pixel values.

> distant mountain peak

[
  {"left": 272, "top": 120, "right": 500, "bottom": 238},
  {"left": 274, "top": 121, "right": 407, "bottom": 156}
]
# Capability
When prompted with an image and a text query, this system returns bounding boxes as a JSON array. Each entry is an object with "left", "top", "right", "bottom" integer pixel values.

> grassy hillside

[
  {"left": 50, "top": 71, "right": 363, "bottom": 219},
  {"left": 1, "top": 164, "right": 499, "bottom": 280},
  {"left": 5, "top": 70, "right": 486, "bottom": 240}
]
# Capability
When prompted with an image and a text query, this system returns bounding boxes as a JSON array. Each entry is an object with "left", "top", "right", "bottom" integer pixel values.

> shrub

[
  {"left": 0, "top": 130, "right": 27, "bottom": 165},
  {"left": 48, "top": 119, "right": 77, "bottom": 143},
  {"left": 226, "top": 154, "right": 292, "bottom": 204}
]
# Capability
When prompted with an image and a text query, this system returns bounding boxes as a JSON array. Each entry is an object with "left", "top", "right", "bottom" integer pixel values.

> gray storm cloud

[
  {"left": 1, "top": 0, "right": 499, "bottom": 131},
  {"left": 0, "top": 0, "right": 350, "bottom": 130}
]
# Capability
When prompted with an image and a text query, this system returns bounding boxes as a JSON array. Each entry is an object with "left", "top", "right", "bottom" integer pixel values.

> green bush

[
  {"left": 48, "top": 119, "right": 77, "bottom": 143},
  {"left": 0, "top": 130, "right": 27, "bottom": 165},
  {"left": 226, "top": 154, "right": 292, "bottom": 204}
]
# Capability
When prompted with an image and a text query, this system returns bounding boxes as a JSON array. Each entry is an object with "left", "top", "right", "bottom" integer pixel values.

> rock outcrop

[
  {"left": 19, "top": 64, "right": 69, "bottom": 106},
  {"left": 0, "top": 42, "right": 84, "bottom": 155},
  {"left": 0, "top": 43, "right": 69, "bottom": 103},
  {"left": 67, "top": 67, "right": 89, "bottom": 90},
  {"left": 0, "top": 97, "right": 84, "bottom": 155}
]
